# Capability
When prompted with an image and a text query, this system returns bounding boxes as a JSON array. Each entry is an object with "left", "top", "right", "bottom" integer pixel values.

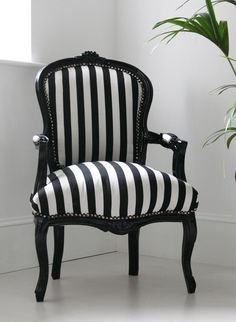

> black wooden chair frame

[{"left": 32, "top": 51, "right": 197, "bottom": 302}]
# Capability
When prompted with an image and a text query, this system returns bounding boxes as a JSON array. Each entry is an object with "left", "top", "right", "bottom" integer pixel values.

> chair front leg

[
  {"left": 34, "top": 217, "right": 49, "bottom": 302},
  {"left": 128, "top": 229, "right": 140, "bottom": 276},
  {"left": 182, "top": 215, "right": 197, "bottom": 293},
  {"left": 51, "top": 226, "right": 65, "bottom": 280}
]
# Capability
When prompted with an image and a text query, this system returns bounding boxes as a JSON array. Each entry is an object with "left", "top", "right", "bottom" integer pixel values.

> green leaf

[
  {"left": 178, "top": 0, "right": 236, "bottom": 10},
  {"left": 162, "top": 30, "right": 184, "bottom": 43},
  {"left": 205, "top": 0, "right": 219, "bottom": 39},
  {"left": 152, "top": 0, "right": 230, "bottom": 56},
  {"left": 221, "top": 126, "right": 236, "bottom": 131},
  {"left": 194, "top": 13, "right": 215, "bottom": 39},
  {"left": 218, "top": 20, "right": 229, "bottom": 55},
  {"left": 214, "top": 0, "right": 236, "bottom": 5},
  {"left": 204, "top": 103, "right": 236, "bottom": 148},
  {"left": 191, "top": 17, "right": 214, "bottom": 39},
  {"left": 215, "top": 84, "right": 236, "bottom": 95},
  {"left": 203, "top": 130, "right": 227, "bottom": 147},
  {"left": 149, "top": 29, "right": 184, "bottom": 42},
  {"left": 152, "top": 17, "right": 188, "bottom": 30},
  {"left": 177, "top": 0, "right": 191, "bottom": 10},
  {"left": 227, "top": 133, "right": 236, "bottom": 148},
  {"left": 203, "top": 129, "right": 235, "bottom": 147},
  {"left": 226, "top": 104, "right": 236, "bottom": 117},
  {"left": 225, "top": 103, "right": 236, "bottom": 129},
  {"left": 152, "top": 17, "right": 204, "bottom": 35}
]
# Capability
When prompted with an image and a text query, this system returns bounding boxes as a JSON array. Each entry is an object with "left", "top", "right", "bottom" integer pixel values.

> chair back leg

[
  {"left": 51, "top": 226, "right": 65, "bottom": 280},
  {"left": 182, "top": 216, "right": 197, "bottom": 293},
  {"left": 34, "top": 218, "right": 49, "bottom": 302},
  {"left": 128, "top": 229, "right": 140, "bottom": 276}
]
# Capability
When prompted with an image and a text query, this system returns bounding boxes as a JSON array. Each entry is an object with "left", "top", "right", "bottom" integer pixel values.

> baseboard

[
  {"left": 116, "top": 212, "right": 236, "bottom": 268},
  {"left": 197, "top": 212, "right": 236, "bottom": 224},
  {"left": 0, "top": 216, "right": 33, "bottom": 227},
  {"left": 1, "top": 212, "right": 236, "bottom": 273},
  {"left": 0, "top": 216, "right": 116, "bottom": 274}
]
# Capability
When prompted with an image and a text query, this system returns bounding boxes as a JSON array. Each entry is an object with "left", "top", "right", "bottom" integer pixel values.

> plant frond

[
  {"left": 214, "top": 0, "right": 236, "bottom": 5},
  {"left": 227, "top": 133, "right": 236, "bottom": 148},
  {"left": 177, "top": 0, "right": 236, "bottom": 11},
  {"left": 152, "top": 3, "right": 229, "bottom": 56},
  {"left": 215, "top": 84, "right": 236, "bottom": 95},
  {"left": 225, "top": 103, "right": 236, "bottom": 129},
  {"left": 203, "top": 127, "right": 236, "bottom": 147},
  {"left": 177, "top": 0, "right": 191, "bottom": 10},
  {"left": 204, "top": 104, "right": 236, "bottom": 148}
]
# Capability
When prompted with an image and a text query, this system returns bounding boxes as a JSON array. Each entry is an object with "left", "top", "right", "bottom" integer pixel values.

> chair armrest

[
  {"left": 32, "top": 134, "right": 49, "bottom": 195},
  {"left": 144, "top": 131, "right": 187, "bottom": 181}
]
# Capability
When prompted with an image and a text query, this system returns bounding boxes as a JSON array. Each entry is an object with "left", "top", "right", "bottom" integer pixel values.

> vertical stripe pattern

[
  {"left": 45, "top": 65, "right": 141, "bottom": 166},
  {"left": 32, "top": 161, "right": 199, "bottom": 217}
]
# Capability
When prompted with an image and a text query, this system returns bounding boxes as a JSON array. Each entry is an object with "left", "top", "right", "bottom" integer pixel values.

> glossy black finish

[
  {"left": 182, "top": 216, "right": 197, "bottom": 293},
  {"left": 34, "top": 217, "right": 49, "bottom": 302},
  {"left": 51, "top": 226, "right": 64, "bottom": 280},
  {"left": 35, "top": 213, "right": 195, "bottom": 234},
  {"left": 32, "top": 51, "right": 197, "bottom": 301},
  {"left": 144, "top": 131, "right": 187, "bottom": 181},
  {"left": 128, "top": 229, "right": 140, "bottom": 275}
]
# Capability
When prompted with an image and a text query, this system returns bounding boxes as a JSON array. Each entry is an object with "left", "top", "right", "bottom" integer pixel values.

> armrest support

[
  {"left": 144, "top": 131, "right": 187, "bottom": 181},
  {"left": 32, "top": 134, "right": 49, "bottom": 195}
]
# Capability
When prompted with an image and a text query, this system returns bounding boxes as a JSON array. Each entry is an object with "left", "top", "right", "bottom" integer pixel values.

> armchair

[{"left": 31, "top": 51, "right": 198, "bottom": 301}]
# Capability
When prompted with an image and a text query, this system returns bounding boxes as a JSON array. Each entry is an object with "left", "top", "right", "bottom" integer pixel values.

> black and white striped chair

[{"left": 31, "top": 51, "right": 198, "bottom": 302}]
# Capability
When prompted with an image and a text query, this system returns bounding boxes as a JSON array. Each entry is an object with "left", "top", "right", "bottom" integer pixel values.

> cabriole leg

[
  {"left": 51, "top": 226, "right": 64, "bottom": 280},
  {"left": 34, "top": 217, "right": 49, "bottom": 302},
  {"left": 182, "top": 215, "right": 197, "bottom": 293},
  {"left": 128, "top": 229, "right": 140, "bottom": 276}
]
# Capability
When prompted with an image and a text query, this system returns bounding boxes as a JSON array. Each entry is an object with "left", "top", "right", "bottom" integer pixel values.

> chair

[{"left": 31, "top": 51, "right": 198, "bottom": 302}]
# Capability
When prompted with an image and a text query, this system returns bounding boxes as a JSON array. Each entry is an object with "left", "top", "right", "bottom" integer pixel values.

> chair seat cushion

[{"left": 31, "top": 161, "right": 198, "bottom": 219}]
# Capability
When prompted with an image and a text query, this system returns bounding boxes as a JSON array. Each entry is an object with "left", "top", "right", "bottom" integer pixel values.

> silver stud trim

[{"left": 33, "top": 209, "right": 196, "bottom": 220}]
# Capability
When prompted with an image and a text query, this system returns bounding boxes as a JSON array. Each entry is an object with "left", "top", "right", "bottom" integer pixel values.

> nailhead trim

[
  {"left": 42, "top": 62, "right": 145, "bottom": 167},
  {"left": 33, "top": 209, "right": 197, "bottom": 220}
]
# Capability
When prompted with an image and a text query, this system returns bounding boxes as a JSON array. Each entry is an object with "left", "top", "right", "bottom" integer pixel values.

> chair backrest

[{"left": 36, "top": 51, "right": 153, "bottom": 170}]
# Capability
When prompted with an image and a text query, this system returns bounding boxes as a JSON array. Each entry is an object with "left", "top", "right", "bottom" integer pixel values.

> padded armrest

[
  {"left": 144, "top": 131, "right": 187, "bottom": 181},
  {"left": 32, "top": 134, "right": 49, "bottom": 195}
]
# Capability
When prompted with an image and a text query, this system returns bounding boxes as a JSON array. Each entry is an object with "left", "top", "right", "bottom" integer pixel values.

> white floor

[{"left": 0, "top": 253, "right": 236, "bottom": 322}]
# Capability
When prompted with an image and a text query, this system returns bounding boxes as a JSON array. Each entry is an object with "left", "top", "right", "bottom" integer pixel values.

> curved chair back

[{"left": 36, "top": 51, "right": 153, "bottom": 170}]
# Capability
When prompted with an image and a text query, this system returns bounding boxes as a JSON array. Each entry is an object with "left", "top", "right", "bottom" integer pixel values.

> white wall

[
  {"left": 31, "top": 0, "right": 117, "bottom": 63},
  {"left": 0, "top": 0, "right": 117, "bottom": 273},
  {"left": 116, "top": 0, "right": 236, "bottom": 266},
  {"left": 0, "top": 62, "right": 115, "bottom": 273},
  {"left": 1, "top": 0, "right": 236, "bottom": 273}
]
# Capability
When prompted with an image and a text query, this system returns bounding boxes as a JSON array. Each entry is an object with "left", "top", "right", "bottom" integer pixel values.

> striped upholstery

[
  {"left": 45, "top": 65, "right": 141, "bottom": 166},
  {"left": 32, "top": 161, "right": 198, "bottom": 218}
]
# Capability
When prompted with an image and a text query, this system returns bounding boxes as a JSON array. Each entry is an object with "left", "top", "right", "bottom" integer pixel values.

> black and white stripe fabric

[
  {"left": 32, "top": 161, "right": 198, "bottom": 218},
  {"left": 46, "top": 66, "right": 141, "bottom": 166}
]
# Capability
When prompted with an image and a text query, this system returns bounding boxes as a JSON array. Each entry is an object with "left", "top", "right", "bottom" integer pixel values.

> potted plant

[{"left": 152, "top": 0, "right": 236, "bottom": 148}]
